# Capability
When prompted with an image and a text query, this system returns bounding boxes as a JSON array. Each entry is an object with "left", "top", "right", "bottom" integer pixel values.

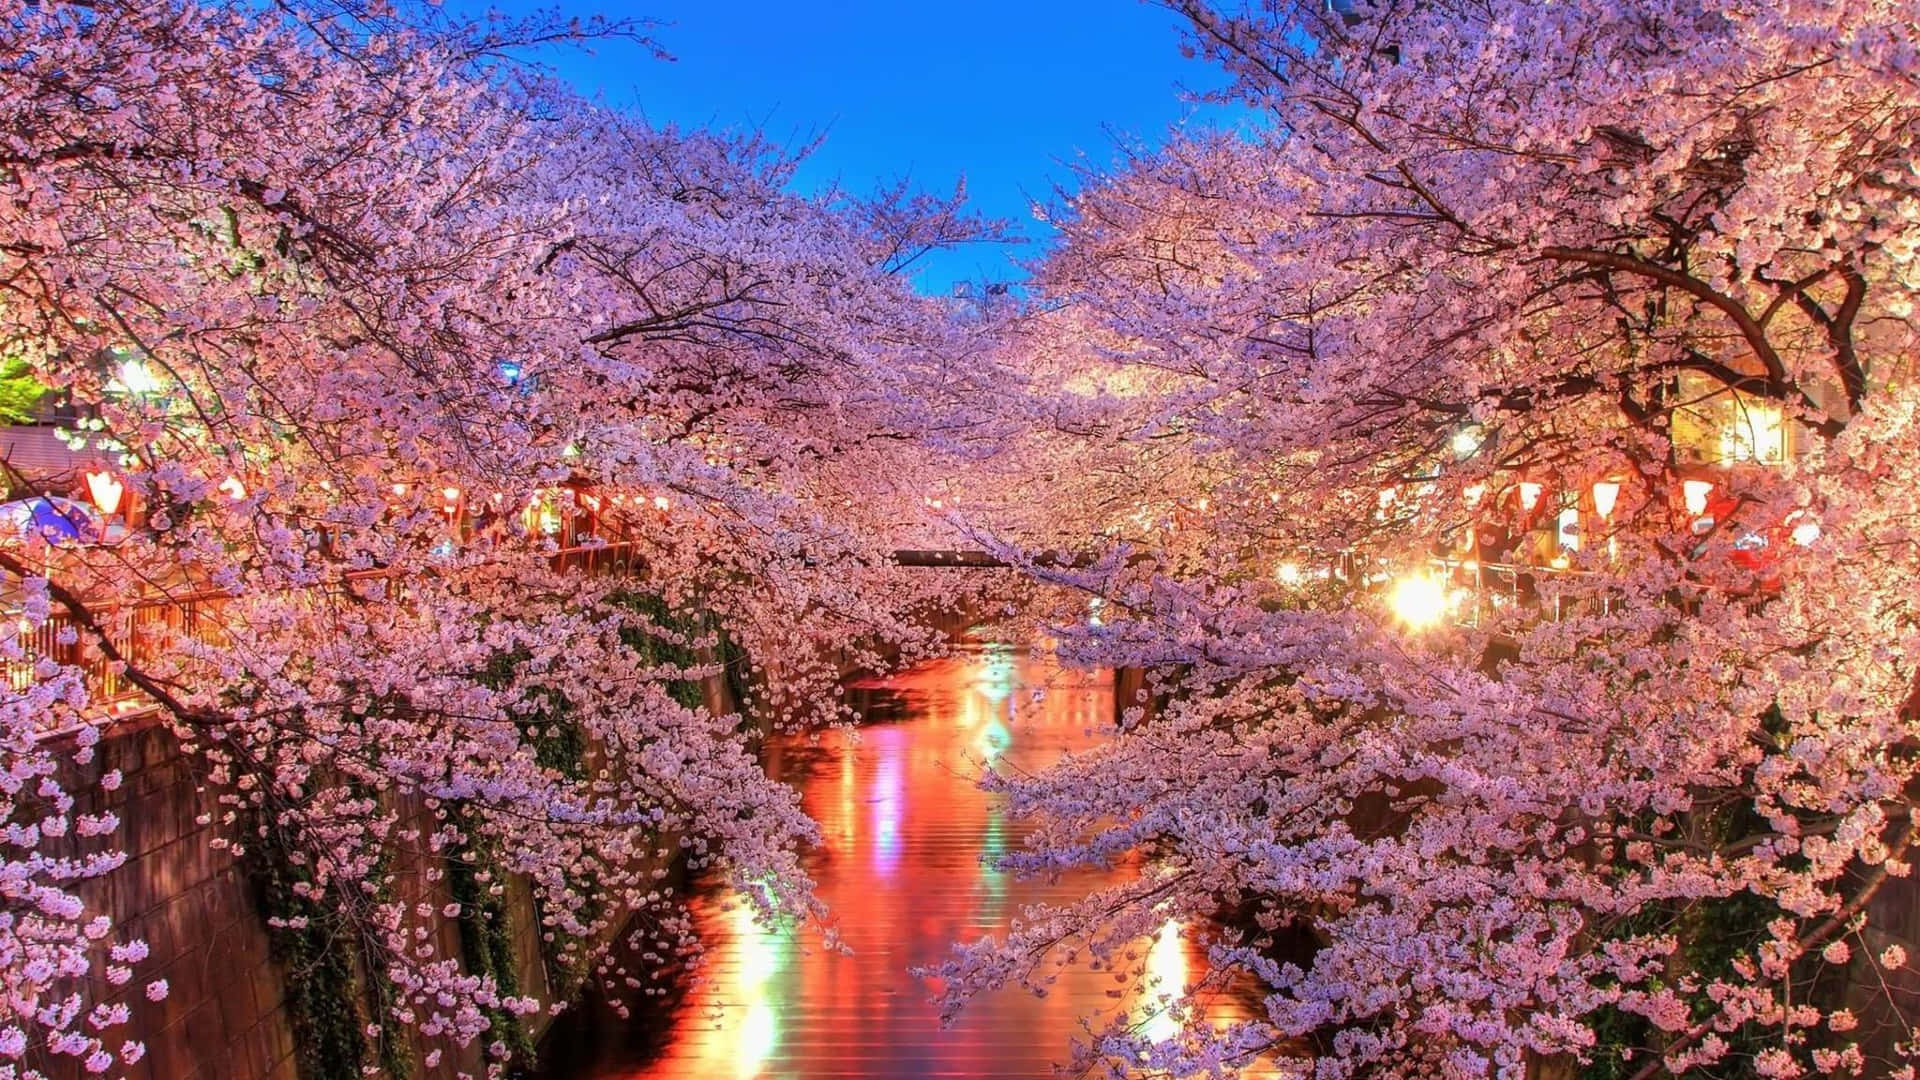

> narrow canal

[{"left": 553, "top": 644, "right": 1263, "bottom": 1079}]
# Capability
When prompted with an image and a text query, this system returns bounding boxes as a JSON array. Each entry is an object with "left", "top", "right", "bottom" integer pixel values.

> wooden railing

[
  {"left": 5, "top": 542, "right": 642, "bottom": 719},
  {"left": 5, "top": 590, "right": 227, "bottom": 707}
]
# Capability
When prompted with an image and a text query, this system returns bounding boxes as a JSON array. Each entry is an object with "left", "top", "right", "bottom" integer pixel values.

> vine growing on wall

[
  {"left": 611, "top": 589, "right": 709, "bottom": 711},
  {"left": 245, "top": 820, "right": 377, "bottom": 1080},
  {"left": 447, "top": 820, "right": 537, "bottom": 1078}
]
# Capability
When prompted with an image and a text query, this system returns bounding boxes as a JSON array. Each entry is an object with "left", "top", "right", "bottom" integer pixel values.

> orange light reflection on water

[{"left": 594, "top": 646, "right": 1273, "bottom": 1079}]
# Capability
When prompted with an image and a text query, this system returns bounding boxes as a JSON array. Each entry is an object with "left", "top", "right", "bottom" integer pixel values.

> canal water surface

[{"left": 560, "top": 645, "right": 1260, "bottom": 1079}]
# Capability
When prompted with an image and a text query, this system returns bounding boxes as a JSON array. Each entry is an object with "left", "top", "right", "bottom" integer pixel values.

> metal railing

[{"left": 1424, "top": 557, "right": 1615, "bottom": 628}]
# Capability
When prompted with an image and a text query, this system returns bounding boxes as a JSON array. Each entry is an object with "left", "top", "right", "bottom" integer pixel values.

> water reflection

[
  {"left": 565, "top": 646, "right": 1266, "bottom": 1079},
  {"left": 727, "top": 903, "right": 786, "bottom": 1079}
]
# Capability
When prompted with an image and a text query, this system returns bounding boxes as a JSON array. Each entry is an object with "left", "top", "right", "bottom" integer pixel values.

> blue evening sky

[{"left": 455, "top": 1, "right": 1230, "bottom": 293}]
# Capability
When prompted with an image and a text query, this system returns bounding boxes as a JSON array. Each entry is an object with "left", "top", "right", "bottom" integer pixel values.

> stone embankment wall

[
  {"left": 50, "top": 717, "right": 300, "bottom": 1080},
  {"left": 34, "top": 663, "right": 743, "bottom": 1080}
]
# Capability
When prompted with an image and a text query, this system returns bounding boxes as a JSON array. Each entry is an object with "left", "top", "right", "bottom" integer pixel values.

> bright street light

[{"left": 1388, "top": 573, "right": 1448, "bottom": 630}]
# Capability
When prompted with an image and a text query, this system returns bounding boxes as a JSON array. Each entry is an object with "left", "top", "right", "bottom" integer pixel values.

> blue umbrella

[{"left": 0, "top": 497, "right": 102, "bottom": 545}]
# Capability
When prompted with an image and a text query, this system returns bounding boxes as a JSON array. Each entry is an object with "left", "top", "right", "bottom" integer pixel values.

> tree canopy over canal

[{"left": 5, "top": 2, "right": 1920, "bottom": 1078}]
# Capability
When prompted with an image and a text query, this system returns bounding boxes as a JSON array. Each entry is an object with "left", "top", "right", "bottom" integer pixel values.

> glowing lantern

[
  {"left": 1789, "top": 513, "right": 1821, "bottom": 547},
  {"left": 83, "top": 470, "right": 124, "bottom": 515},
  {"left": 218, "top": 476, "right": 246, "bottom": 501},
  {"left": 534, "top": 496, "right": 561, "bottom": 535},
  {"left": 1451, "top": 426, "right": 1484, "bottom": 458},
  {"left": 1557, "top": 506, "right": 1581, "bottom": 551},
  {"left": 1276, "top": 562, "right": 1302, "bottom": 585},
  {"left": 1592, "top": 480, "right": 1621, "bottom": 520},
  {"left": 1683, "top": 480, "right": 1714, "bottom": 516},
  {"left": 1518, "top": 482, "right": 1544, "bottom": 513},
  {"left": 392, "top": 483, "right": 409, "bottom": 497},
  {"left": 652, "top": 496, "right": 670, "bottom": 511},
  {"left": 1388, "top": 574, "right": 1448, "bottom": 630}
]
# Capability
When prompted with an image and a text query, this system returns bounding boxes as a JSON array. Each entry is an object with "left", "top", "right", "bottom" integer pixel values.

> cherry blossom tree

[
  {"left": 938, "top": 3, "right": 1920, "bottom": 1078},
  {"left": 0, "top": 1, "right": 995, "bottom": 1074}
]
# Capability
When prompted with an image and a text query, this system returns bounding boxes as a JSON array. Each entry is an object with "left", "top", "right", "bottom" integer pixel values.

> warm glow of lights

[
  {"left": 1557, "top": 506, "right": 1580, "bottom": 551},
  {"left": 837, "top": 746, "right": 857, "bottom": 847},
  {"left": 1518, "top": 482, "right": 1544, "bottom": 512},
  {"left": 83, "top": 471, "right": 123, "bottom": 515},
  {"left": 1451, "top": 426, "right": 1484, "bottom": 458},
  {"left": 1683, "top": 479, "right": 1714, "bottom": 516},
  {"left": 1790, "top": 516, "right": 1821, "bottom": 546},
  {"left": 1592, "top": 480, "right": 1621, "bottom": 520},
  {"left": 218, "top": 476, "right": 246, "bottom": 501},
  {"left": 392, "top": 483, "right": 408, "bottom": 496},
  {"left": 976, "top": 645, "right": 1016, "bottom": 704},
  {"left": 1719, "top": 400, "right": 1787, "bottom": 464},
  {"left": 1141, "top": 919, "right": 1188, "bottom": 1045},
  {"left": 872, "top": 738, "right": 902, "bottom": 875},
  {"left": 730, "top": 903, "right": 782, "bottom": 986},
  {"left": 114, "top": 357, "right": 161, "bottom": 395},
  {"left": 1388, "top": 574, "right": 1448, "bottom": 630},
  {"left": 1463, "top": 483, "right": 1486, "bottom": 508},
  {"left": 652, "top": 495, "right": 670, "bottom": 511},
  {"left": 974, "top": 718, "right": 1011, "bottom": 762},
  {"left": 725, "top": 902, "right": 783, "bottom": 1079},
  {"left": 1276, "top": 562, "right": 1302, "bottom": 585}
]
